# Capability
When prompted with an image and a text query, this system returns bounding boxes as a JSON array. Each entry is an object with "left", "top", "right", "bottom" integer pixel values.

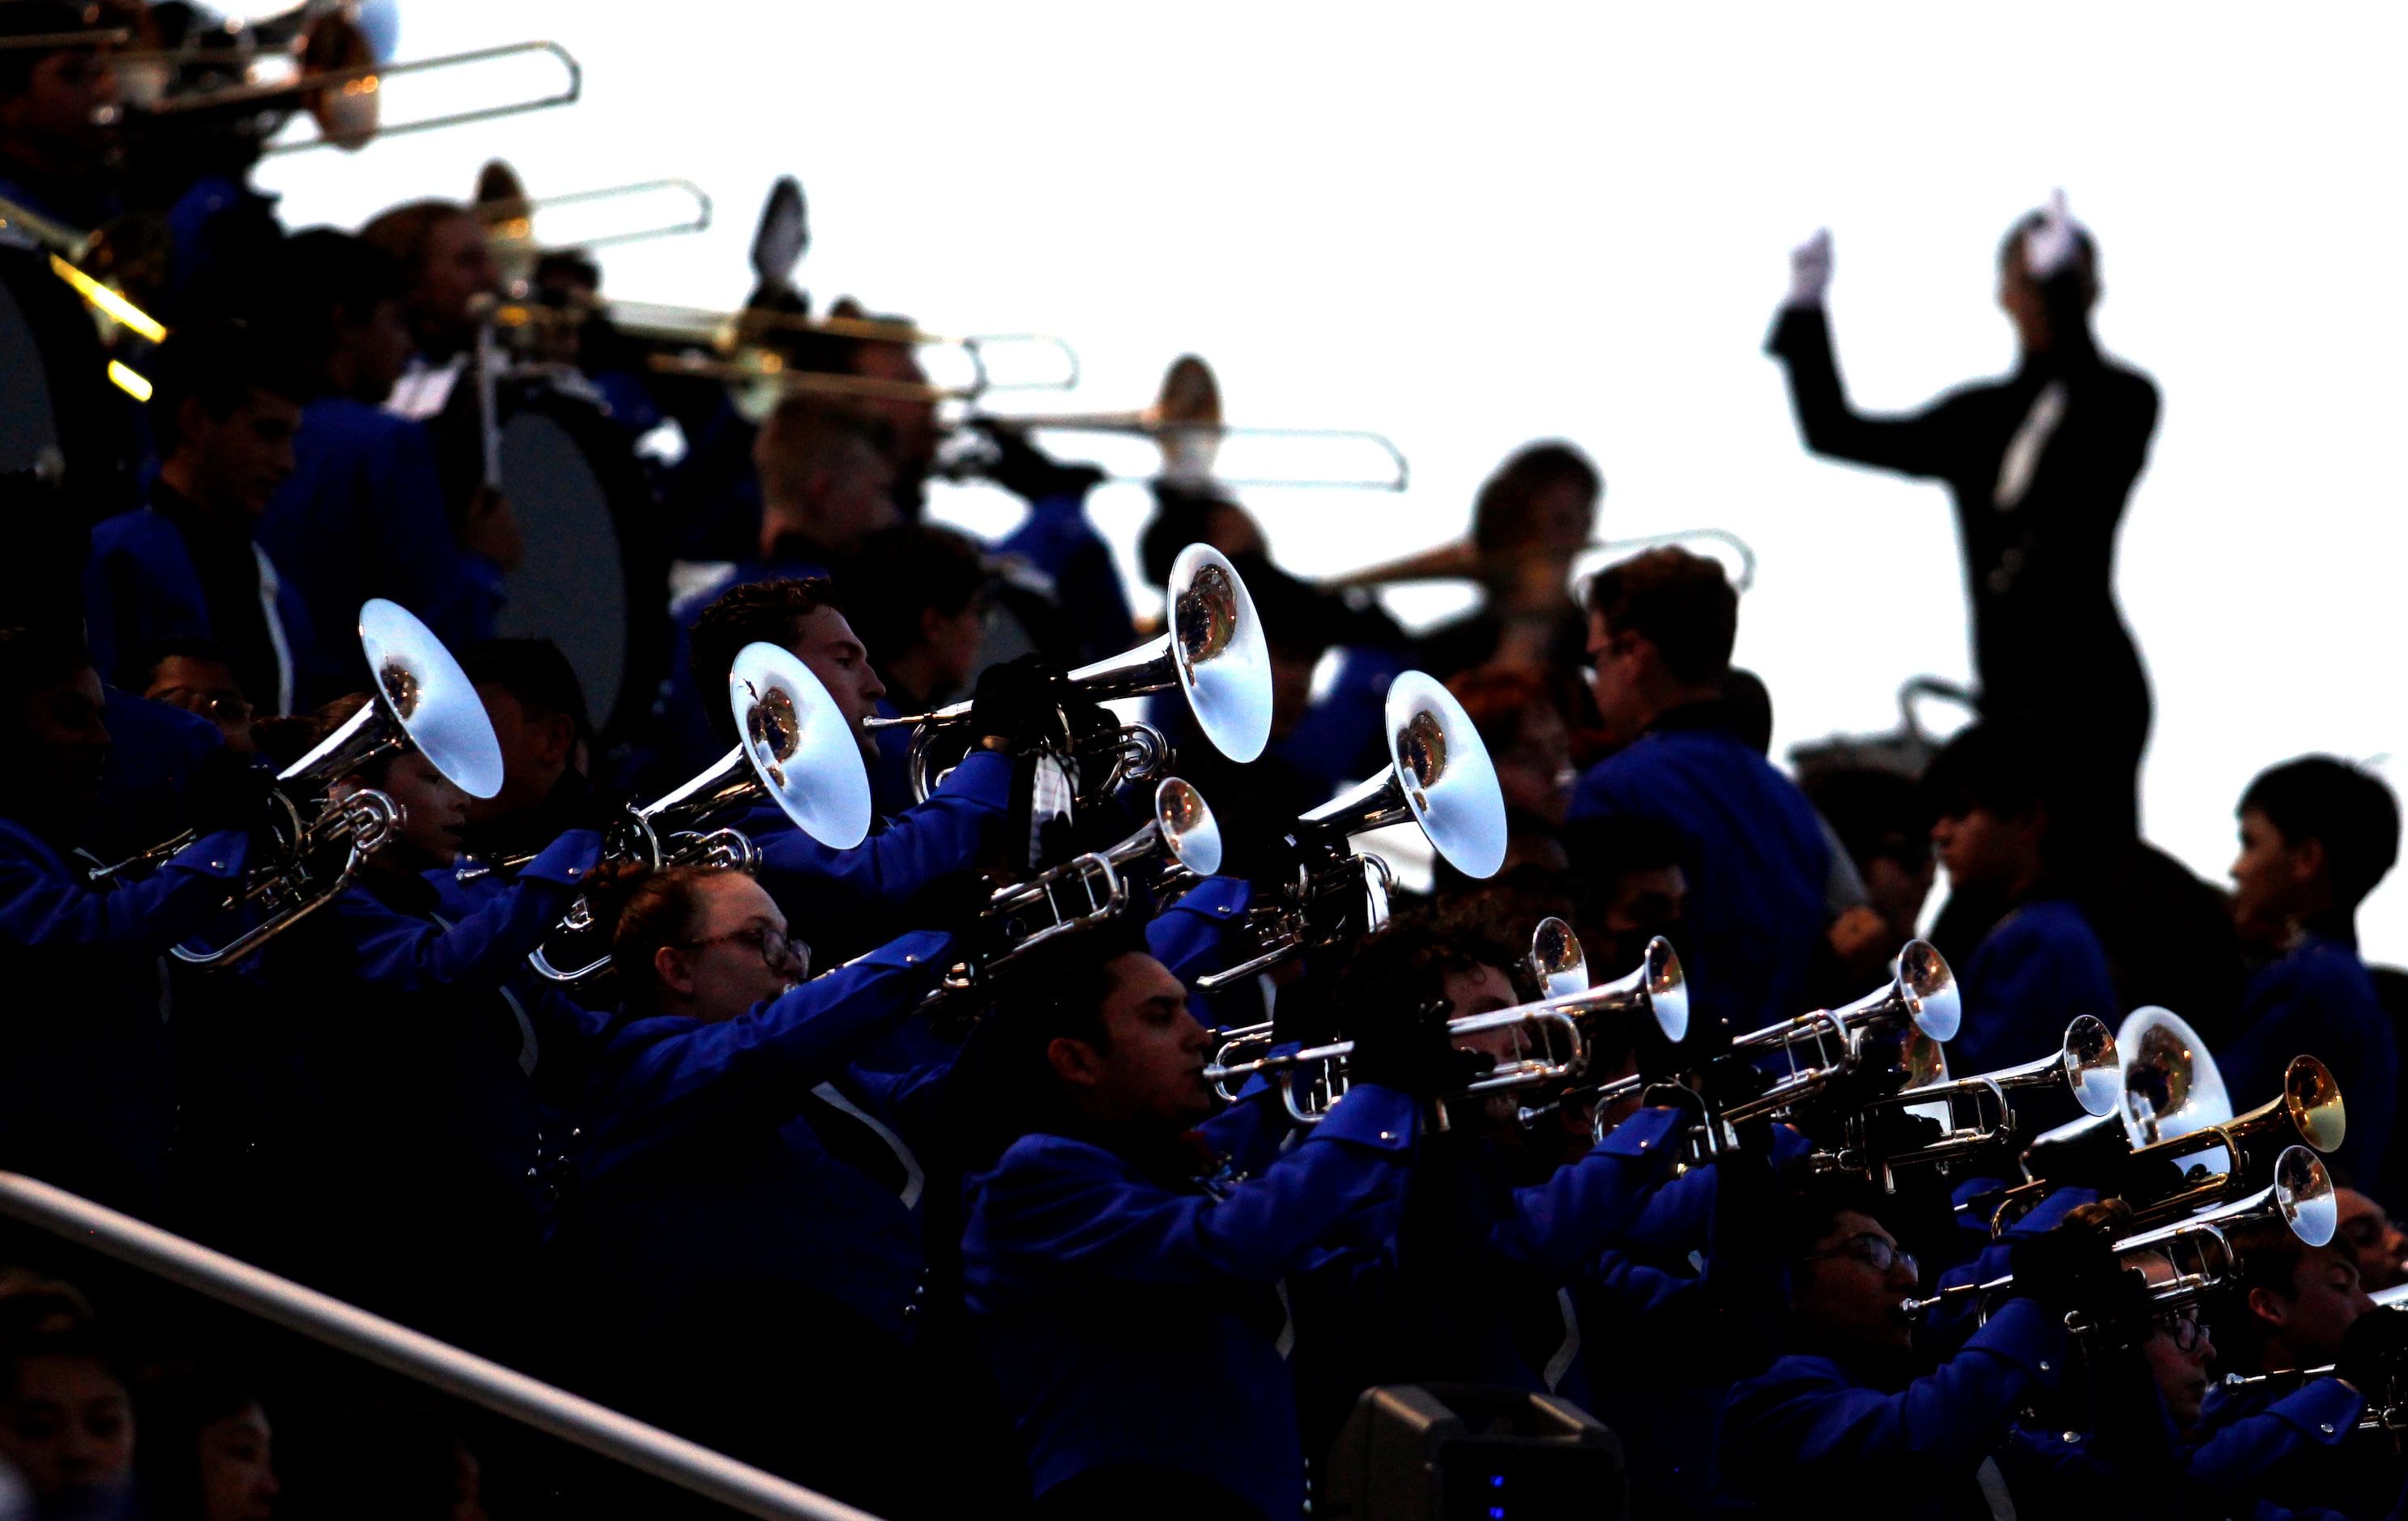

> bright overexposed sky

[{"left": 256, "top": 2, "right": 2408, "bottom": 958}]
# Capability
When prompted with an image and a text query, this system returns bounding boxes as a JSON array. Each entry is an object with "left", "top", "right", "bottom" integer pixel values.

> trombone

[
  {"left": 473, "top": 160, "right": 714, "bottom": 261},
  {"left": 1328, "top": 528, "right": 1760, "bottom": 595},
  {"left": 100, "top": 600, "right": 505, "bottom": 968},
  {"left": 527, "top": 642, "right": 872, "bottom": 984},
  {"left": 1192, "top": 668, "right": 1508, "bottom": 995},
  {"left": 862, "top": 543, "right": 1273, "bottom": 807},
  {"left": 1909, "top": 1144, "right": 2338, "bottom": 1325}
]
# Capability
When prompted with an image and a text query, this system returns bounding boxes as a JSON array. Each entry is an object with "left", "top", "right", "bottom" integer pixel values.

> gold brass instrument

[
  {"left": 1704, "top": 941, "right": 1962, "bottom": 1131},
  {"left": 2116, "top": 1054, "right": 2344, "bottom": 1231},
  {"left": 628, "top": 306, "right": 1080, "bottom": 405},
  {"left": 1839, "top": 1015, "right": 2124, "bottom": 1174},
  {"left": 961, "top": 354, "right": 1410, "bottom": 492},
  {"left": 126, "top": 599, "right": 505, "bottom": 968},
  {"left": 1328, "top": 528, "right": 1759, "bottom": 594},
  {"left": 1192, "top": 669, "right": 1508, "bottom": 995},
  {"left": 106, "top": 3, "right": 580, "bottom": 156},
  {"left": 0, "top": 196, "right": 169, "bottom": 399},
  {"left": 528, "top": 641, "right": 872, "bottom": 984},
  {"left": 474, "top": 161, "right": 714, "bottom": 267},
  {"left": 862, "top": 543, "right": 1272, "bottom": 807},
  {"left": 1910, "top": 1144, "right": 2338, "bottom": 1323}
]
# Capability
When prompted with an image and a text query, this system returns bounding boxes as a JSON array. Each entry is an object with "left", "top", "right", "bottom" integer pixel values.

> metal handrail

[{"left": 0, "top": 1172, "right": 876, "bottom": 1521}]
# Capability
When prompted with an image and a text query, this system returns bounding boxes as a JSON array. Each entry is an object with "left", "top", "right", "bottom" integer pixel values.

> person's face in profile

[
  {"left": 144, "top": 655, "right": 254, "bottom": 757},
  {"left": 2134, "top": 1255, "right": 2214, "bottom": 1430},
  {"left": 1791, "top": 1211, "right": 1918, "bottom": 1358},
  {"left": 2228, "top": 807, "right": 2325, "bottom": 948},
  {"left": 0, "top": 48, "right": 118, "bottom": 166},
  {"left": 345, "top": 751, "right": 469, "bottom": 870},
  {"left": 177, "top": 388, "right": 301, "bottom": 520},
  {"left": 782, "top": 606, "right": 889, "bottom": 765},
  {"left": 411, "top": 214, "right": 500, "bottom": 348},
  {"left": 2335, "top": 1190, "right": 2408, "bottom": 1292},
  {"left": 1048, "top": 952, "right": 1215, "bottom": 1131},
  {"left": 194, "top": 1400, "right": 279, "bottom": 1521}
]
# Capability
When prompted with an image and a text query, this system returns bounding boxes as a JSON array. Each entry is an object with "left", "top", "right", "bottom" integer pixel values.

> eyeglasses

[
  {"left": 681, "top": 925, "right": 810, "bottom": 981},
  {"left": 1805, "top": 1233, "right": 1918, "bottom": 1280},
  {"left": 2157, "top": 1310, "right": 2210, "bottom": 1354}
]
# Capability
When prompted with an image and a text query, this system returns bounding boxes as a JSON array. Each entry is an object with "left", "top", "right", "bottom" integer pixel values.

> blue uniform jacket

[
  {"left": 1568, "top": 709, "right": 1831, "bottom": 1039},
  {"left": 2192, "top": 1377, "right": 2388, "bottom": 1519},
  {"left": 83, "top": 505, "right": 313, "bottom": 714},
  {"left": 570, "top": 931, "right": 956, "bottom": 1340},
  {"left": 1951, "top": 898, "right": 2120, "bottom": 1078},
  {"left": 1714, "top": 1297, "right": 2069, "bottom": 1519},
  {"left": 961, "top": 1083, "right": 1420, "bottom": 1520},
  {"left": 993, "top": 490, "right": 1136, "bottom": 667},
  {"left": 0, "top": 820, "right": 248, "bottom": 1208},
  {"left": 749, "top": 747, "right": 1012, "bottom": 959},
  {"left": 256, "top": 397, "right": 505, "bottom": 704},
  {"left": 2222, "top": 936, "right": 2397, "bottom": 1182}
]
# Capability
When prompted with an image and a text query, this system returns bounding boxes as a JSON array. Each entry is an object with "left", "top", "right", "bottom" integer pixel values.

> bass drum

[{"left": 492, "top": 378, "right": 667, "bottom": 743}]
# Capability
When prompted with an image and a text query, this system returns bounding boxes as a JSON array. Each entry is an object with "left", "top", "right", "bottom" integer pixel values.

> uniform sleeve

[
  {"left": 2186, "top": 1379, "right": 2365, "bottom": 1498},
  {"left": 359, "top": 416, "right": 505, "bottom": 650},
  {"left": 328, "top": 829, "right": 600, "bottom": 993},
  {"left": 995, "top": 492, "right": 1136, "bottom": 665},
  {"left": 976, "top": 1084, "right": 1418, "bottom": 1287},
  {"left": 1717, "top": 1298, "right": 2066, "bottom": 1488},
  {"left": 583, "top": 934, "right": 955, "bottom": 1171},
  {"left": 753, "top": 748, "right": 1011, "bottom": 914},
  {"left": 1766, "top": 305, "right": 1964, "bottom": 479},
  {"left": 0, "top": 829, "right": 248, "bottom": 951},
  {"left": 1491, "top": 1106, "right": 1683, "bottom": 1273}
]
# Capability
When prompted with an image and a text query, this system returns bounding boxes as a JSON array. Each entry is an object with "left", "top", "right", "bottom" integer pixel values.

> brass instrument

[
  {"left": 863, "top": 543, "right": 1272, "bottom": 806},
  {"left": 1839, "top": 1015, "right": 2123, "bottom": 1174},
  {"left": 1910, "top": 1144, "right": 2337, "bottom": 1323},
  {"left": 1328, "top": 528, "right": 1759, "bottom": 594},
  {"left": 960, "top": 354, "right": 1409, "bottom": 492},
  {"left": 1993, "top": 1006, "right": 2234, "bottom": 1228},
  {"left": 1705, "top": 941, "right": 1962, "bottom": 1131},
  {"left": 105, "top": 4, "right": 580, "bottom": 156},
  {"left": 528, "top": 641, "right": 872, "bottom": 984},
  {"left": 125, "top": 599, "right": 505, "bottom": 968},
  {"left": 473, "top": 160, "right": 713, "bottom": 269},
  {"left": 2115, "top": 1054, "right": 2344, "bottom": 1231},
  {"left": 1192, "top": 670, "right": 1507, "bottom": 995}
]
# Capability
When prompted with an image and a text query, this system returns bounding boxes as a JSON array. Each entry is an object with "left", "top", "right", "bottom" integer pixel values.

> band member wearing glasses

[
  {"left": 245, "top": 694, "right": 603, "bottom": 1354},
  {"left": 1571, "top": 548, "right": 1831, "bottom": 1042},
  {"left": 564, "top": 860, "right": 1018, "bottom": 1518},
  {"left": 956, "top": 922, "right": 1456, "bottom": 1521},
  {"left": 1767, "top": 195, "right": 2159, "bottom": 841},
  {"left": 1714, "top": 1182, "right": 2123, "bottom": 1518},
  {"left": 0, "top": 627, "right": 261, "bottom": 1215}
]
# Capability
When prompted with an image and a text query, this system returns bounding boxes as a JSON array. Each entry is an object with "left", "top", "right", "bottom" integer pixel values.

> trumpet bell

[
  {"left": 1894, "top": 939, "right": 1960, "bottom": 1042},
  {"left": 1531, "top": 917, "right": 1587, "bottom": 999},
  {"left": 2280, "top": 1055, "right": 2347, "bottom": 1155},
  {"left": 1166, "top": 543, "right": 1272, "bottom": 765},
  {"left": 728, "top": 641, "right": 871, "bottom": 850},
  {"left": 1154, "top": 778, "right": 1222, "bottom": 876},
  {"left": 2275, "top": 1145, "right": 2338, "bottom": 1248},
  {"left": 1383, "top": 670, "right": 1507, "bottom": 880},
  {"left": 2061, "top": 1014, "right": 2123, "bottom": 1119},
  {"left": 350, "top": 598, "right": 502, "bottom": 798},
  {"left": 1636, "top": 935, "right": 1688, "bottom": 1043},
  {"left": 2117, "top": 1007, "right": 2231, "bottom": 1148}
]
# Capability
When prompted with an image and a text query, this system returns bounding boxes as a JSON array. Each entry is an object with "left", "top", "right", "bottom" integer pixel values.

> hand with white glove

[{"left": 1784, "top": 227, "right": 1833, "bottom": 309}]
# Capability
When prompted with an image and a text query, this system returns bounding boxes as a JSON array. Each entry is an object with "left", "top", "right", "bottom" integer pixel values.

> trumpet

[
  {"left": 863, "top": 543, "right": 1272, "bottom": 806},
  {"left": 1328, "top": 527, "right": 1759, "bottom": 594},
  {"left": 958, "top": 355, "right": 1411, "bottom": 492},
  {"left": 2116, "top": 1054, "right": 2344, "bottom": 1231},
  {"left": 1703, "top": 941, "right": 1962, "bottom": 1132},
  {"left": 109, "top": 600, "right": 504, "bottom": 968},
  {"left": 1995, "top": 1006, "right": 2234, "bottom": 1227},
  {"left": 1910, "top": 1144, "right": 2338, "bottom": 1323},
  {"left": 108, "top": 2, "right": 580, "bottom": 156},
  {"left": 528, "top": 642, "right": 872, "bottom": 984},
  {"left": 1838, "top": 1015, "right": 2124, "bottom": 1174},
  {"left": 1192, "top": 669, "right": 1507, "bottom": 995}
]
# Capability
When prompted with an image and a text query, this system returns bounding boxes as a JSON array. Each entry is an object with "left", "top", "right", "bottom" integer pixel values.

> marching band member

[
  {"left": 0, "top": 626, "right": 259, "bottom": 1213},
  {"left": 1768, "top": 195, "right": 2160, "bottom": 840},
  {"left": 247, "top": 692, "right": 604, "bottom": 1353},
  {"left": 0, "top": 3, "right": 121, "bottom": 228},
  {"left": 1714, "top": 1182, "right": 2125, "bottom": 1519},
  {"left": 258, "top": 231, "right": 512, "bottom": 703},
  {"left": 1413, "top": 441, "right": 1602, "bottom": 682},
  {"left": 82, "top": 320, "right": 310, "bottom": 717},
  {"left": 956, "top": 922, "right": 1451, "bottom": 1521},
  {"left": 2225, "top": 757, "right": 2401, "bottom": 1183},
  {"left": 453, "top": 637, "right": 596, "bottom": 872},
  {"left": 1570, "top": 547, "right": 1831, "bottom": 1040},
  {"left": 1919, "top": 721, "right": 2117, "bottom": 1084},
  {"left": 563, "top": 860, "right": 1016, "bottom": 1517},
  {"left": 130, "top": 636, "right": 258, "bottom": 759}
]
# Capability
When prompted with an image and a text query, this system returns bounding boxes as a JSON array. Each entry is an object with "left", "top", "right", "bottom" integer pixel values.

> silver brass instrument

[
  {"left": 1528, "top": 916, "right": 1590, "bottom": 1000},
  {"left": 1330, "top": 527, "right": 1758, "bottom": 595},
  {"left": 1510, "top": 930, "right": 1691, "bottom": 1130},
  {"left": 1911, "top": 1144, "right": 2337, "bottom": 1323},
  {"left": 976, "top": 778, "right": 1223, "bottom": 971},
  {"left": 1194, "top": 670, "right": 1507, "bottom": 995},
  {"left": 527, "top": 641, "right": 871, "bottom": 983},
  {"left": 161, "top": 599, "right": 504, "bottom": 967},
  {"left": 1993, "top": 1006, "right": 2234, "bottom": 1228},
  {"left": 1842, "top": 1015, "right": 2123, "bottom": 1174},
  {"left": 864, "top": 543, "right": 1273, "bottom": 806},
  {"left": 1707, "top": 941, "right": 1962, "bottom": 1131},
  {"left": 2115, "top": 1054, "right": 2344, "bottom": 1231},
  {"left": 474, "top": 160, "right": 714, "bottom": 271}
]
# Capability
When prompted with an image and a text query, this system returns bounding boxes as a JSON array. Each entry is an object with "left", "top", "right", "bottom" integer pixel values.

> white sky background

[{"left": 256, "top": 2, "right": 2408, "bottom": 959}]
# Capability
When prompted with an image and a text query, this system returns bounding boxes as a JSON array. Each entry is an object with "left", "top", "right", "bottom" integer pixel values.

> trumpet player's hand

[
  {"left": 1350, "top": 998, "right": 1493, "bottom": 1101},
  {"left": 1785, "top": 228, "right": 1833, "bottom": 309},
  {"left": 2336, "top": 1301, "right": 2408, "bottom": 1394},
  {"left": 186, "top": 746, "right": 279, "bottom": 838},
  {"left": 969, "top": 654, "right": 1066, "bottom": 754},
  {"left": 2008, "top": 1216, "right": 2132, "bottom": 1317}
]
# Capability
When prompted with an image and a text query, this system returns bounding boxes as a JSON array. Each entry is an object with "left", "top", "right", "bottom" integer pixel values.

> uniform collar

[{"left": 1644, "top": 697, "right": 1737, "bottom": 737}]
